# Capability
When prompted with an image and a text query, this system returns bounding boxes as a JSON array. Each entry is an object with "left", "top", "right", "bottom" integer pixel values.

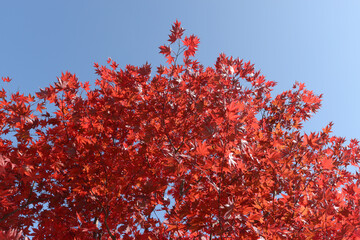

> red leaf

[
  {"left": 228, "top": 101, "right": 244, "bottom": 112},
  {"left": 197, "top": 140, "right": 209, "bottom": 155},
  {"left": 182, "top": 35, "right": 200, "bottom": 57},
  {"left": 1, "top": 76, "right": 11, "bottom": 82},
  {"left": 159, "top": 45, "right": 174, "bottom": 64},
  {"left": 76, "top": 212, "right": 83, "bottom": 224},
  {"left": 322, "top": 157, "right": 334, "bottom": 170},
  {"left": 322, "top": 122, "right": 333, "bottom": 135},
  {"left": 0, "top": 229, "right": 22, "bottom": 240},
  {"left": 36, "top": 103, "right": 46, "bottom": 113},
  {"left": 168, "top": 20, "right": 185, "bottom": 43}
]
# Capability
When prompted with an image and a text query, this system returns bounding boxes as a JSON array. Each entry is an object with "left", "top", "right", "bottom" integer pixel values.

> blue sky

[{"left": 1, "top": 0, "right": 359, "bottom": 140}]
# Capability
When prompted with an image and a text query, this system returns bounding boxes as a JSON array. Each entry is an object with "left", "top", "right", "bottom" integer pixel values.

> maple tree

[{"left": 1, "top": 20, "right": 360, "bottom": 239}]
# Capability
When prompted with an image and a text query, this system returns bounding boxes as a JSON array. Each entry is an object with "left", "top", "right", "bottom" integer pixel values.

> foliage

[{"left": 1, "top": 21, "right": 360, "bottom": 239}]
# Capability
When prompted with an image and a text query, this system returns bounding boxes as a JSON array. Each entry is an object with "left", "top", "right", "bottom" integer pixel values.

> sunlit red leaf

[
  {"left": 1, "top": 76, "right": 11, "bottom": 82},
  {"left": 183, "top": 35, "right": 200, "bottom": 57},
  {"left": 196, "top": 140, "right": 209, "bottom": 155},
  {"left": 168, "top": 20, "right": 185, "bottom": 43},
  {"left": 322, "top": 157, "right": 334, "bottom": 170}
]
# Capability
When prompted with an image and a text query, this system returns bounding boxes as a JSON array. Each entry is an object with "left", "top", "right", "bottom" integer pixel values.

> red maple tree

[{"left": 1, "top": 21, "right": 360, "bottom": 239}]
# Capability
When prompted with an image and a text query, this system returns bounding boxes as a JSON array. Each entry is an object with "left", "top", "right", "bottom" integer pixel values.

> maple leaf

[
  {"left": 183, "top": 35, "right": 200, "bottom": 57},
  {"left": 228, "top": 152, "right": 237, "bottom": 168},
  {"left": 76, "top": 212, "right": 83, "bottom": 224},
  {"left": 139, "top": 62, "right": 151, "bottom": 77},
  {"left": 322, "top": 157, "right": 334, "bottom": 170},
  {"left": 168, "top": 20, "right": 185, "bottom": 43},
  {"left": 0, "top": 229, "right": 23, "bottom": 240},
  {"left": 322, "top": 122, "right": 333, "bottom": 134},
  {"left": 196, "top": 140, "right": 209, "bottom": 155},
  {"left": 36, "top": 103, "right": 46, "bottom": 113},
  {"left": 0, "top": 155, "right": 15, "bottom": 174},
  {"left": 159, "top": 45, "right": 174, "bottom": 64},
  {"left": 1, "top": 76, "right": 11, "bottom": 82}
]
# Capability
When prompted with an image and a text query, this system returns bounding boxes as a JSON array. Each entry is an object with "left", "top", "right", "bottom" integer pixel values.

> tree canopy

[{"left": 1, "top": 21, "right": 360, "bottom": 239}]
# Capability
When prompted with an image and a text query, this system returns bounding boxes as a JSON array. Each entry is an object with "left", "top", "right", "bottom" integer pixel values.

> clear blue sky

[{"left": 1, "top": 0, "right": 359, "bottom": 140}]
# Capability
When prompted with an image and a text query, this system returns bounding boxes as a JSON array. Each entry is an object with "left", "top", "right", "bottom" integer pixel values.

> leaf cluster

[{"left": 1, "top": 21, "right": 360, "bottom": 239}]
